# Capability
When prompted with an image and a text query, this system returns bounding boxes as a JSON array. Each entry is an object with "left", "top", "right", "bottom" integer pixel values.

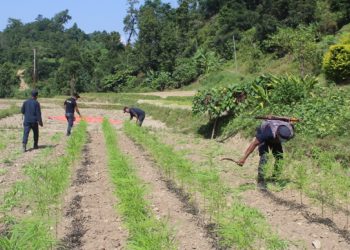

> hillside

[{"left": 0, "top": 0, "right": 349, "bottom": 97}]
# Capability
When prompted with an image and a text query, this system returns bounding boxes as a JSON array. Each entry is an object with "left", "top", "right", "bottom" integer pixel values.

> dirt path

[
  {"left": 139, "top": 90, "right": 196, "bottom": 98},
  {"left": 137, "top": 99, "right": 192, "bottom": 110},
  {"left": 118, "top": 132, "right": 214, "bottom": 250},
  {"left": 57, "top": 130, "right": 127, "bottom": 250},
  {"left": 156, "top": 130, "right": 350, "bottom": 250}
]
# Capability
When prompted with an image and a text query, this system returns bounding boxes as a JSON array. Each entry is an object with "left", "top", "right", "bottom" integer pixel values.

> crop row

[
  {"left": 102, "top": 119, "right": 176, "bottom": 249},
  {"left": 0, "top": 122, "right": 87, "bottom": 249},
  {"left": 124, "top": 122, "right": 287, "bottom": 249}
]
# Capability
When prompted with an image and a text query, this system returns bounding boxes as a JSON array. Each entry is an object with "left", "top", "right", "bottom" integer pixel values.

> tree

[
  {"left": 135, "top": 0, "right": 177, "bottom": 72},
  {"left": 0, "top": 63, "right": 19, "bottom": 97},
  {"left": 124, "top": 0, "right": 139, "bottom": 45},
  {"left": 265, "top": 25, "right": 319, "bottom": 76}
]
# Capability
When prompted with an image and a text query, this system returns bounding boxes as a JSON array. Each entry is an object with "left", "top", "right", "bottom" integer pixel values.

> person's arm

[
  {"left": 21, "top": 102, "right": 25, "bottom": 115},
  {"left": 130, "top": 110, "right": 138, "bottom": 122},
  {"left": 237, "top": 137, "right": 261, "bottom": 166},
  {"left": 75, "top": 104, "right": 81, "bottom": 117},
  {"left": 37, "top": 103, "right": 43, "bottom": 126}
]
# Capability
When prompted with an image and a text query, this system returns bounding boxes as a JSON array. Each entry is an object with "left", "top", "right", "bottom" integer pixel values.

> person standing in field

[
  {"left": 224, "top": 116, "right": 295, "bottom": 188},
  {"left": 21, "top": 89, "right": 43, "bottom": 152},
  {"left": 123, "top": 106, "right": 146, "bottom": 126},
  {"left": 64, "top": 93, "right": 82, "bottom": 136}
]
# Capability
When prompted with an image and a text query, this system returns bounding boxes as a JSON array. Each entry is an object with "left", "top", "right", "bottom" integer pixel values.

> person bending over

[{"left": 123, "top": 106, "right": 146, "bottom": 126}]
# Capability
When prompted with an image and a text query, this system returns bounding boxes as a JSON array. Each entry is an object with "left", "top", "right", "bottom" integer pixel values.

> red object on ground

[{"left": 48, "top": 116, "right": 123, "bottom": 125}]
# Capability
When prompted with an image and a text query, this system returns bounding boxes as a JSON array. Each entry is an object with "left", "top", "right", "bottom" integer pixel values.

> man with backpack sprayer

[
  {"left": 222, "top": 115, "right": 299, "bottom": 188},
  {"left": 64, "top": 93, "right": 82, "bottom": 136}
]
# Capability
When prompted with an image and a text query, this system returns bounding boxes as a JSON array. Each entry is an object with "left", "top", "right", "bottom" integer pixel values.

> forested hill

[{"left": 0, "top": 0, "right": 350, "bottom": 97}]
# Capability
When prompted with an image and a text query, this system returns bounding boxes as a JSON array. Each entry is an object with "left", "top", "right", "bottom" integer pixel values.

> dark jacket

[{"left": 21, "top": 98, "right": 42, "bottom": 124}]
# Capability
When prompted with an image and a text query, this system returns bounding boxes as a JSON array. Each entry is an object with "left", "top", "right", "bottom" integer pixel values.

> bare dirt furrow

[
  {"left": 118, "top": 132, "right": 214, "bottom": 250},
  {"left": 57, "top": 131, "right": 127, "bottom": 250}
]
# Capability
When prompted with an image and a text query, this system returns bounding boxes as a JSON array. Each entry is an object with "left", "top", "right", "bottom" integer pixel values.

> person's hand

[
  {"left": 236, "top": 158, "right": 245, "bottom": 166},
  {"left": 39, "top": 121, "right": 43, "bottom": 127}
]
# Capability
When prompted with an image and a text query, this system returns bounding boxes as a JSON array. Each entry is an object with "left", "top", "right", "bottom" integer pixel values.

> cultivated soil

[
  {"left": 2, "top": 95, "right": 349, "bottom": 250},
  {"left": 157, "top": 130, "right": 350, "bottom": 250},
  {"left": 57, "top": 130, "right": 127, "bottom": 250},
  {"left": 0, "top": 107, "right": 68, "bottom": 202},
  {"left": 118, "top": 132, "right": 214, "bottom": 249}
]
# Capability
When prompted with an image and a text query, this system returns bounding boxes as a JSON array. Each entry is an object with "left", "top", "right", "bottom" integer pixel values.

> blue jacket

[{"left": 21, "top": 98, "right": 42, "bottom": 124}]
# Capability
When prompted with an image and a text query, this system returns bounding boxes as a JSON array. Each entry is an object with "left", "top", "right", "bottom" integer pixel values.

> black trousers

[
  {"left": 23, "top": 122, "right": 39, "bottom": 146},
  {"left": 258, "top": 141, "right": 283, "bottom": 180}
]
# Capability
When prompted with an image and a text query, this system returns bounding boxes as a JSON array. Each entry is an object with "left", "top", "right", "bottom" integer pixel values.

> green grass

[
  {"left": 102, "top": 119, "right": 176, "bottom": 249},
  {"left": 0, "top": 131, "right": 18, "bottom": 151},
  {"left": 0, "top": 121, "right": 87, "bottom": 249},
  {"left": 0, "top": 105, "right": 20, "bottom": 119},
  {"left": 124, "top": 122, "right": 288, "bottom": 249},
  {"left": 0, "top": 168, "right": 7, "bottom": 176}
]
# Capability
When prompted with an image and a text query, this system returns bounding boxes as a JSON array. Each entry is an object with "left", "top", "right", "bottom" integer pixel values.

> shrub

[
  {"left": 100, "top": 69, "right": 133, "bottom": 92},
  {"left": 192, "top": 85, "right": 247, "bottom": 119},
  {"left": 144, "top": 71, "right": 173, "bottom": 91},
  {"left": 172, "top": 58, "right": 198, "bottom": 88},
  {"left": 268, "top": 75, "right": 317, "bottom": 105},
  {"left": 323, "top": 44, "right": 350, "bottom": 83}
]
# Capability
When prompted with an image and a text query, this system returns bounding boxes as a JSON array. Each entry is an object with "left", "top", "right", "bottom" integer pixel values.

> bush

[
  {"left": 144, "top": 71, "right": 173, "bottom": 91},
  {"left": 192, "top": 85, "right": 247, "bottom": 119},
  {"left": 100, "top": 69, "right": 133, "bottom": 92},
  {"left": 172, "top": 58, "right": 198, "bottom": 88},
  {"left": 268, "top": 75, "right": 318, "bottom": 105},
  {"left": 323, "top": 44, "right": 350, "bottom": 84}
]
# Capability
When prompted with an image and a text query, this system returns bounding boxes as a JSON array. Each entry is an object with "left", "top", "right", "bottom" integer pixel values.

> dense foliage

[
  {"left": 0, "top": 0, "right": 349, "bottom": 96},
  {"left": 193, "top": 74, "right": 350, "bottom": 138}
]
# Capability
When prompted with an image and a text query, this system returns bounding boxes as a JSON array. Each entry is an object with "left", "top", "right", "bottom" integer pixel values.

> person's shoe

[
  {"left": 33, "top": 144, "right": 39, "bottom": 150},
  {"left": 257, "top": 181, "right": 267, "bottom": 190},
  {"left": 257, "top": 176, "right": 266, "bottom": 190},
  {"left": 22, "top": 144, "right": 26, "bottom": 153}
]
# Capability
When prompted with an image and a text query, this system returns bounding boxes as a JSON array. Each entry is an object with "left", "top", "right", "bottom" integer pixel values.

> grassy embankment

[
  {"left": 0, "top": 122, "right": 87, "bottom": 249},
  {"left": 102, "top": 119, "right": 176, "bottom": 249}
]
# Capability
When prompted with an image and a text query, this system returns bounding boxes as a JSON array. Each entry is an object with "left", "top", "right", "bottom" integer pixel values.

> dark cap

[
  {"left": 277, "top": 125, "right": 292, "bottom": 140},
  {"left": 73, "top": 92, "right": 80, "bottom": 98},
  {"left": 31, "top": 89, "right": 38, "bottom": 97}
]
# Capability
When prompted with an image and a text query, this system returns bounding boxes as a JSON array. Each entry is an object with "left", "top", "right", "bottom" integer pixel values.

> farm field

[{"left": 0, "top": 95, "right": 349, "bottom": 250}]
